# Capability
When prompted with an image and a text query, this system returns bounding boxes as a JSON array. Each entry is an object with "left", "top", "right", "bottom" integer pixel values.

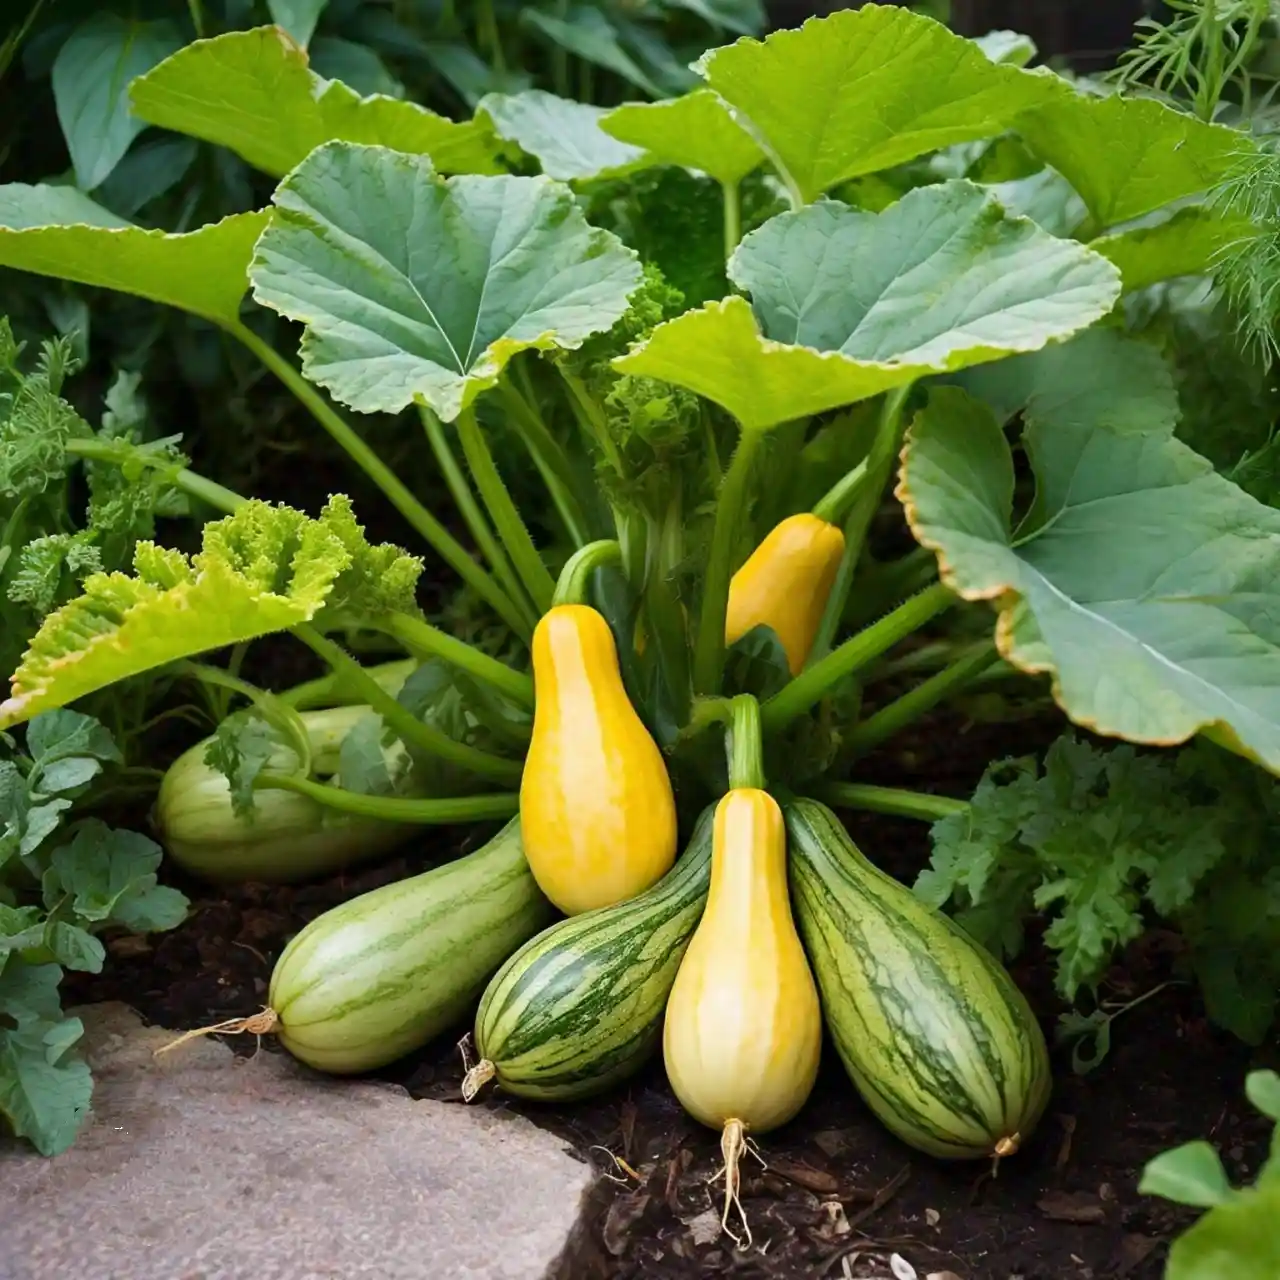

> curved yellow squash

[
  {"left": 521, "top": 604, "right": 677, "bottom": 915},
  {"left": 725, "top": 513, "right": 845, "bottom": 675},
  {"left": 663, "top": 788, "right": 821, "bottom": 1135}
]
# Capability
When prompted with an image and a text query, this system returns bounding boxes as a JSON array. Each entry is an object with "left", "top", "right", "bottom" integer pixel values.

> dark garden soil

[{"left": 64, "top": 700, "right": 1278, "bottom": 1280}]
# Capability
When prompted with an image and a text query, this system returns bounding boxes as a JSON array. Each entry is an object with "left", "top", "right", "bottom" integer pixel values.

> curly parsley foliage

[
  {"left": 917, "top": 733, "right": 1280, "bottom": 1043},
  {"left": 0, "top": 709, "right": 187, "bottom": 1155}
]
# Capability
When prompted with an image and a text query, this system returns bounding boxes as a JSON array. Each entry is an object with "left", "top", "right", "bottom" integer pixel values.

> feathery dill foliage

[
  {"left": 1212, "top": 144, "right": 1280, "bottom": 364},
  {"left": 1112, "top": 0, "right": 1275, "bottom": 122}
]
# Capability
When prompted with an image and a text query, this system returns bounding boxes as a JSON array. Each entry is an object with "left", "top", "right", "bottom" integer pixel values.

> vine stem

[
  {"left": 419, "top": 406, "right": 537, "bottom": 631},
  {"left": 761, "top": 583, "right": 955, "bottom": 733},
  {"left": 694, "top": 428, "right": 763, "bottom": 695},
  {"left": 722, "top": 180, "right": 742, "bottom": 261},
  {"left": 727, "top": 694, "right": 763, "bottom": 791},
  {"left": 380, "top": 612, "right": 534, "bottom": 707},
  {"left": 255, "top": 774, "right": 520, "bottom": 823},
  {"left": 293, "top": 623, "right": 523, "bottom": 783},
  {"left": 64, "top": 438, "right": 246, "bottom": 515},
  {"left": 279, "top": 658, "right": 417, "bottom": 711},
  {"left": 231, "top": 323, "right": 530, "bottom": 639},
  {"left": 553, "top": 540, "right": 622, "bottom": 607},
  {"left": 455, "top": 404, "right": 556, "bottom": 615},
  {"left": 820, "top": 782, "right": 967, "bottom": 824},
  {"left": 809, "top": 385, "right": 912, "bottom": 663},
  {"left": 845, "top": 641, "right": 1000, "bottom": 757}
]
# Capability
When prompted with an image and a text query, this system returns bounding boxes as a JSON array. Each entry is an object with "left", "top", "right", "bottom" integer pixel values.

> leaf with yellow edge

[
  {"left": 1, "top": 497, "right": 422, "bottom": 729},
  {"left": 0, "top": 186, "right": 267, "bottom": 328},
  {"left": 130, "top": 26, "right": 502, "bottom": 178}
]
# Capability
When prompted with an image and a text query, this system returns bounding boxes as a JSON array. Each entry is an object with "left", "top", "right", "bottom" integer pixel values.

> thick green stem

[
  {"left": 455, "top": 405, "right": 556, "bottom": 615},
  {"left": 280, "top": 658, "right": 418, "bottom": 710},
  {"left": 553, "top": 539, "right": 622, "bottom": 606},
  {"left": 727, "top": 694, "right": 764, "bottom": 790},
  {"left": 231, "top": 324, "right": 529, "bottom": 638},
  {"left": 694, "top": 428, "right": 763, "bottom": 696},
  {"left": 761, "top": 583, "right": 955, "bottom": 733},
  {"left": 846, "top": 546, "right": 938, "bottom": 629},
  {"left": 722, "top": 180, "right": 742, "bottom": 261},
  {"left": 496, "top": 379, "right": 591, "bottom": 548},
  {"left": 379, "top": 612, "right": 534, "bottom": 707},
  {"left": 845, "top": 641, "right": 1000, "bottom": 757},
  {"left": 809, "top": 386, "right": 913, "bottom": 662},
  {"left": 821, "top": 782, "right": 967, "bottom": 824},
  {"left": 419, "top": 406, "right": 537, "bottom": 629},
  {"left": 560, "top": 368, "right": 624, "bottom": 474},
  {"left": 182, "top": 661, "right": 312, "bottom": 772},
  {"left": 64, "top": 438, "right": 246, "bottom": 515},
  {"left": 293, "top": 624, "right": 523, "bottom": 783},
  {"left": 255, "top": 774, "right": 520, "bottom": 824},
  {"left": 812, "top": 458, "right": 870, "bottom": 526}
]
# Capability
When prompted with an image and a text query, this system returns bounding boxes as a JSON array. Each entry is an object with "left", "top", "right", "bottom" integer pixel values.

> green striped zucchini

[
  {"left": 468, "top": 806, "right": 714, "bottom": 1101},
  {"left": 268, "top": 819, "right": 552, "bottom": 1073},
  {"left": 785, "top": 797, "right": 1051, "bottom": 1159}
]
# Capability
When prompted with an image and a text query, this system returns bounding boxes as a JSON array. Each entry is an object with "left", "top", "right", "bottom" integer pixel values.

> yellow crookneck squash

[
  {"left": 521, "top": 604, "right": 677, "bottom": 915},
  {"left": 725, "top": 513, "right": 845, "bottom": 675},
  {"left": 663, "top": 786, "right": 822, "bottom": 1242}
]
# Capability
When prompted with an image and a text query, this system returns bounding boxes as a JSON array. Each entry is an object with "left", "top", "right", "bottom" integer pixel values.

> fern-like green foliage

[{"left": 1, "top": 496, "right": 423, "bottom": 729}]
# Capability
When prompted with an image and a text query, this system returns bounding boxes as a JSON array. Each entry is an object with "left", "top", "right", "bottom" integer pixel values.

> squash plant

[{"left": 4, "top": 5, "right": 1280, "bottom": 1160}]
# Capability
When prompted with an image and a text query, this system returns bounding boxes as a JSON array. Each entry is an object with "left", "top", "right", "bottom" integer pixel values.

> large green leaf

[
  {"left": 1, "top": 497, "right": 419, "bottom": 729},
  {"left": 1091, "top": 207, "right": 1246, "bottom": 292},
  {"left": 0, "top": 186, "right": 267, "bottom": 328},
  {"left": 694, "top": 5, "right": 1056, "bottom": 203},
  {"left": 616, "top": 180, "right": 1119, "bottom": 430},
  {"left": 130, "top": 27, "right": 500, "bottom": 178},
  {"left": 478, "top": 90, "right": 646, "bottom": 181},
  {"left": 250, "top": 141, "right": 642, "bottom": 420},
  {"left": 1016, "top": 93, "right": 1244, "bottom": 231},
  {"left": 1166, "top": 1187, "right": 1280, "bottom": 1280},
  {"left": 520, "top": 7, "right": 661, "bottom": 97},
  {"left": 52, "top": 14, "right": 182, "bottom": 191},
  {"left": 899, "top": 382, "right": 1280, "bottom": 773},
  {"left": 601, "top": 89, "right": 764, "bottom": 187}
]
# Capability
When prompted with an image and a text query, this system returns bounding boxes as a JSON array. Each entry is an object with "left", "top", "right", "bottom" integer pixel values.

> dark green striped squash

[
  {"left": 786, "top": 797, "right": 1051, "bottom": 1159},
  {"left": 268, "top": 819, "right": 552, "bottom": 1073},
  {"left": 467, "top": 806, "right": 714, "bottom": 1102}
]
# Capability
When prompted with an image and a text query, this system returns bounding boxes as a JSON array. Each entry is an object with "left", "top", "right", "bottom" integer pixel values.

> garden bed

[{"left": 67, "top": 709, "right": 1270, "bottom": 1280}]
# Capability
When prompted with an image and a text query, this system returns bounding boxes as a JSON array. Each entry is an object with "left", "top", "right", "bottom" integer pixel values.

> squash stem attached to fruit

[
  {"left": 180, "top": 662, "right": 313, "bottom": 774},
  {"left": 821, "top": 781, "right": 968, "bottom": 824},
  {"left": 552, "top": 539, "right": 623, "bottom": 606},
  {"left": 695, "top": 427, "right": 764, "bottom": 695},
  {"left": 294, "top": 624, "right": 524, "bottom": 783},
  {"left": 762, "top": 583, "right": 956, "bottom": 733},
  {"left": 845, "top": 640, "right": 1001, "bottom": 756},
  {"left": 726, "top": 694, "right": 764, "bottom": 791},
  {"left": 811, "top": 458, "right": 870, "bottom": 526}
]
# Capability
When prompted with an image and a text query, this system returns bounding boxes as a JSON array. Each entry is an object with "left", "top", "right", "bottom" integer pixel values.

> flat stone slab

[{"left": 0, "top": 1003, "right": 594, "bottom": 1280}]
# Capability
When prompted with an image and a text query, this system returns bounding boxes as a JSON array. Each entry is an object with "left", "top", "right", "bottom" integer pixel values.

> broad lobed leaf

[
  {"left": 901, "top": 331, "right": 1280, "bottom": 774},
  {"left": 0, "top": 186, "right": 267, "bottom": 328},
  {"left": 131, "top": 26, "right": 501, "bottom": 178},
  {"left": 616, "top": 181, "right": 1120, "bottom": 429},
  {"left": 250, "top": 141, "right": 643, "bottom": 420}
]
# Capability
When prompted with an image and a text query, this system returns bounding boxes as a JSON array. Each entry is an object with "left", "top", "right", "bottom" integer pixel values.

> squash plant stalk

[
  {"left": 726, "top": 694, "right": 764, "bottom": 791},
  {"left": 418, "top": 406, "right": 538, "bottom": 630},
  {"left": 722, "top": 181, "right": 742, "bottom": 260},
  {"left": 456, "top": 404, "right": 557, "bottom": 615},
  {"left": 845, "top": 641, "right": 1001, "bottom": 757},
  {"left": 293, "top": 624, "right": 524, "bottom": 784},
  {"left": 810, "top": 385, "right": 913, "bottom": 662},
  {"left": 379, "top": 614, "right": 534, "bottom": 708},
  {"left": 821, "top": 781, "right": 967, "bottom": 824},
  {"left": 63, "top": 438, "right": 246, "bottom": 516},
  {"left": 763, "top": 583, "right": 956, "bottom": 733},
  {"left": 694, "top": 428, "right": 764, "bottom": 695},
  {"left": 280, "top": 658, "right": 417, "bottom": 711},
  {"left": 232, "top": 324, "right": 531, "bottom": 640},
  {"left": 182, "top": 662, "right": 313, "bottom": 773},
  {"left": 811, "top": 458, "right": 870, "bottom": 526},
  {"left": 254, "top": 774, "right": 521, "bottom": 824}
]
